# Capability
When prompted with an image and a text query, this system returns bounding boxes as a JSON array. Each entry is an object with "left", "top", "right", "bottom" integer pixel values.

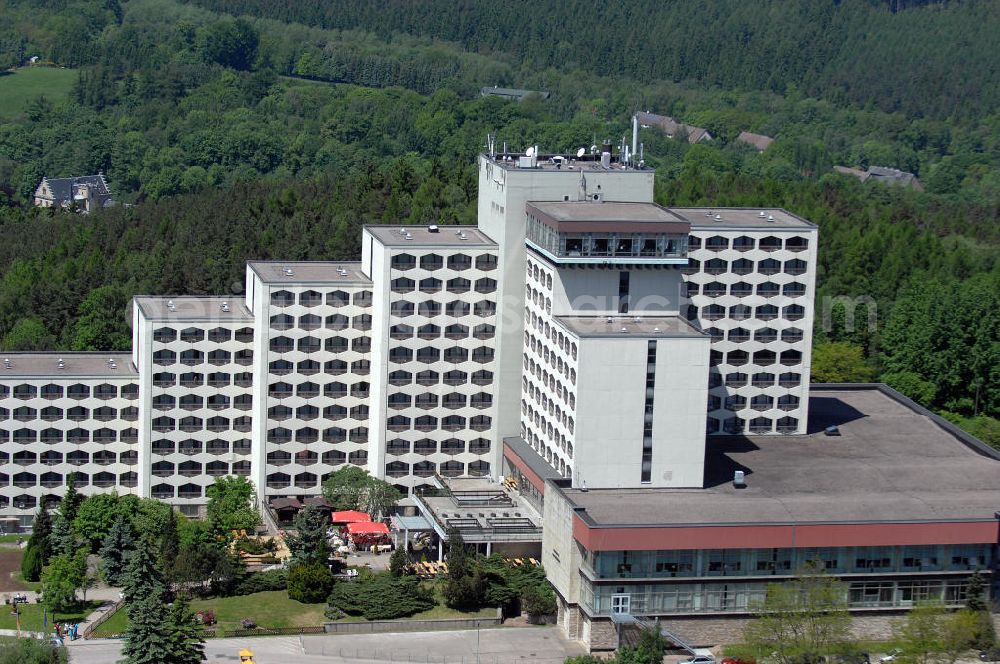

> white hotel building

[{"left": 0, "top": 149, "right": 818, "bottom": 524}]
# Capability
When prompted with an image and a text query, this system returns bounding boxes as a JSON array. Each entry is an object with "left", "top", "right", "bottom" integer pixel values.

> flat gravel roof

[
  {"left": 248, "top": 261, "right": 371, "bottom": 285},
  {"left": 556, "top": 315, "right": 707, "bottom": 339},
  {"left": 560, "top": 386, "right": 1000, "bottom": 526},
  {"left": 365, "top": 225, "right": 497, "bottom": 247},
  {"left": 675, "top": 207, "right": 816, "bottom": 230},
  {"left": 135, "top": 296, "right": 253, "bottom": 321},
  {"left": 0, "top": 352, "right": 137, "bottom": 377}
]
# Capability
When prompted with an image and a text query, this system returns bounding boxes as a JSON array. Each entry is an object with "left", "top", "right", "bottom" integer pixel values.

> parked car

[
  {"left": 980, "top": 648, "right": 1000, "bottom": 662},
  {"left": 680, "top": 656, "right": 716, "bottom": 664},
  {"left": 879, "top": 649, "right": 903, "bottom": 663}
]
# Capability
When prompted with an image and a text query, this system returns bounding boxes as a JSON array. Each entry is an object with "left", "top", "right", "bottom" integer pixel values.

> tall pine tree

[
  {"left": 159, "top": 509, "right": 180, "bottom": 581},
  {"left": 50, "top": 512, "right": 77, "bottom": 558},
  {"left": 163, "top": 596, "right": 206, "bottom": 664},
  {"left": 28, "top": 506, "right": 52, "bottom": 563},
  {"left": 121, "top": 594, "right": 169, "bottom": 664},
  {"left": 121, "top": 545, "right": 164, "bottom": 603},
  {"left": 99, "top": 514, "right": 135, "bottom": 586},
  {"left": 285, "top": 505, "right": 329, "bottom": 567},
  {"left": 60, "top": 474, "right": 83, "bottom": 523},
  {"left": 120, "top": 546, "right": 171, "bottom": 664}
]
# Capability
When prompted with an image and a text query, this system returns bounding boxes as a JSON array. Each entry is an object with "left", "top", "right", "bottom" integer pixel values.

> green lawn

[
  {"left": 0, "top": 67, "right": 77, "bottom": 118},
  {"left": 0, "top": 600, "right": 100, "bottom": 632},
  {"left": 97, "top": 587, "right": 496, "bottom": 636}
]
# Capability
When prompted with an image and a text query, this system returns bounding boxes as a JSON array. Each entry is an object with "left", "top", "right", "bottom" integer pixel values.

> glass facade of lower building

[
  {"left": 581, "top": 576, "right": 973, "bottom": 616},
  {"left": 586, "top": 544, "right": 993, "bottom": 579}
]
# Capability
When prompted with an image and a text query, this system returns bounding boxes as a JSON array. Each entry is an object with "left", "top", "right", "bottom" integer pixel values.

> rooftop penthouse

[{"left": 526, "top": 202, "right": 690, "bottom": 265}]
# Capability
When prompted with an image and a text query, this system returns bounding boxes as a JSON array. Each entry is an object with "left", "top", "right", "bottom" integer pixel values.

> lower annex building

[{"left": 0, "top": 150, "right": 996, "bottom": 651}]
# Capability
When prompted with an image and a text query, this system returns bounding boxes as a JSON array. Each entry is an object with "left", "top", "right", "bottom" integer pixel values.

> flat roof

[
  {"left": 555, "top": 315, "right": 708, "bottom": 339},
  {"left": 557, "top": 385, "right": 1000, "bottom": 527},
  {"left": 248, "top": 261, "right": 371, "bottom": 285},
  {"left": 674, "top": 207, "right": 817, "bottom": 230},
  {"left": 0, "top": 352, "right": 137, "bottom": 378},
  {"left": 483, "top": 153, "right": 652, "bottom": 173},
  {"left": 364, "top": 225, "right": 497, "bottom": 248},
  {"left": 134, "top": 296, "right": 253, "bottom": 322},
  {"left": 527, "top": 201, "right": 690, "bottom": 234}
]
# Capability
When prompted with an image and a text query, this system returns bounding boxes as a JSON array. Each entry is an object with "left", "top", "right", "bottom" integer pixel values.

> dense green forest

[
  {"left": 0, "top": 0, "right": 997, "bottom": 442},
  {"left": 182, "top": 0, "right": 1000, "bottom": 122}
]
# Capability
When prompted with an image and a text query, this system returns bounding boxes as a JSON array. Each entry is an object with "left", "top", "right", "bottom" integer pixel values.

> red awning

[
  {"left": 331, "top": 510, "right": 372, "bottom": 524},
  {"left": 346, "top": 521, "right": 390, "bottom": 535}
]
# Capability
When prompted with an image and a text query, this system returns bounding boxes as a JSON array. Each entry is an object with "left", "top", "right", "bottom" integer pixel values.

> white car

[{"left": 681, "top": 657, "right": 716, "bottom": 664}]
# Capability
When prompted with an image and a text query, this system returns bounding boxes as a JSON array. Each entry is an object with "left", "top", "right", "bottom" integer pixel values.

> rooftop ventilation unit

[
  {"left": 57, "top": 358, "right": 65, "bottom": 370},
  {"left": 282, "top": 267, "right": 294, "bottom": 277},
  {"left": 404, "top": 232, "right": 413, "bottom": 240},
  {"left": 166, "top": 300, "right": 176, "bottom": 311},
  {"left": 621, "top": 327, "right": 628, "bottom": 333},
  {"left": 714, "top": 214, "right": 723, "bottom": 221},
  {"left": 653, "top": 327, "right": 661, "bottom": 333},
  {"left": 733, "top": 470, "right": 746, "bottom": 487},
  {"left": 767, "top": 215, "right": 775, "bottom": 222},
  {"left": 428, "top": 225, "right": 439, "bottom": 233},
  {"left": 824, "top": 425, "right": 841, "bottom": 436},
  {"left": 458, "top": 232, "right": 468, "bottom": 240},
  {"left": 758, "top": 211, "right": 766, "bottom": 218},
  {"left": 220, "top": 301, "right": 230, "bottom": 313},
  {"left": 606, "top": 316, "right": 613, "bottom": 324}
]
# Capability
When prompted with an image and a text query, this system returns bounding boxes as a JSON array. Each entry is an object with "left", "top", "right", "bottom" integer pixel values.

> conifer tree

[
  {"left": 60, "top": 474, "right": 83, "bottom": 523},
  {"left": 121, "top": 593, "right": 169, "bottom": 664},
  {"left": 50, "top": 512, "right": 77, "bottom": 558},
  {"left": 99, "top": 514, "right": 135, "bottom": 586},
  {"left": 28, "top": 506, "right": 53, "bottom": 563},
  {"left": 163, "top": 595, "right": 206, "bottom": 664},
  {"left": 120, "top": 545, "right": 172, "bottom": 664},
  {"left": 121, "top": 544, "right": 164, "bottom": 603},
  {"left": 285, "top": 505, "right": 328, "bottom": 567},
  {"left": 159, "top": 509, "right": 180, "bottom": 580}
]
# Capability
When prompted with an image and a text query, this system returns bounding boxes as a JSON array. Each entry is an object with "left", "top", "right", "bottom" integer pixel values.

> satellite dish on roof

[
  {"left": 576, "top": 147, "right": 586, "bottom": 158},
  {"left": 525, "top": 146, "right": 535, "bottom": 157}
]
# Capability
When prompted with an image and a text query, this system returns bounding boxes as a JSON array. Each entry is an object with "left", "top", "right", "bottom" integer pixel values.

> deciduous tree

[{"left": 742, "top": 565, "right": 853, "bottom": 664}]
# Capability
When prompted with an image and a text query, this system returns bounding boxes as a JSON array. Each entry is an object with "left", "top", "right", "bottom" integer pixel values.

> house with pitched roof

[
  {"left": 33, "top": 174, "right": 114, "bottom": 213},
  {"left": 635, "top": 111, "right": 713, "bottom": 144},
  {"left": 735, "top": 131, "right": 775, "bottom": 152}
]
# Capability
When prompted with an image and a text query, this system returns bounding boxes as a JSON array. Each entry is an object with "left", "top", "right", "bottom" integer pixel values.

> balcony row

[
  {"left": 0, "top": 383, "right": 138, "bottom": 401},
  {"left": 153, "top": 327, "right": 253, "bottom": 344}
]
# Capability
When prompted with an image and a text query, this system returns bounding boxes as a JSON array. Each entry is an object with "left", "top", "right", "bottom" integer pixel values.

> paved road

[{"left": 68, "top": 626, "right": 586, "bottom": 664}]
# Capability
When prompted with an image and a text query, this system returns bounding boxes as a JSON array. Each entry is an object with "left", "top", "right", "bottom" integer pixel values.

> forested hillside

[
  {"left": 0, "top": 0, "right": 997, "bottom": 443},
  {"left": 185, "top": 0, "right": 1000, "bottom": 121}
]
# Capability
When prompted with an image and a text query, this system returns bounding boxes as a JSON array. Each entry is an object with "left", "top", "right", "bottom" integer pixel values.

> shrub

[
  {"left": 521, "top": 584, "right": 556, "bottom": 618},
  {"left": 287, "top": 563, "right": 334, "bottom": 604},
  {"left": 231, "top": 568, "right": 288, "bottom": 596},
  {"left": 195, "top": 609, "right": 216, "bottom": 626},
  {"left": 389, "top": 547, "right": 407, "bottom": 577},
  {"left": 21, "top": 543, "right": 42, "bottom": 582},
  {"left": 326, "top": 573, "right": 434, "bottom": 620}
]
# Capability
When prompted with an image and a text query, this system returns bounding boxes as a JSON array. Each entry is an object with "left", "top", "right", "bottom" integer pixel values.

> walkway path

[{"left": 68, "top": 626, "right": 586, "bottom": 664}]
